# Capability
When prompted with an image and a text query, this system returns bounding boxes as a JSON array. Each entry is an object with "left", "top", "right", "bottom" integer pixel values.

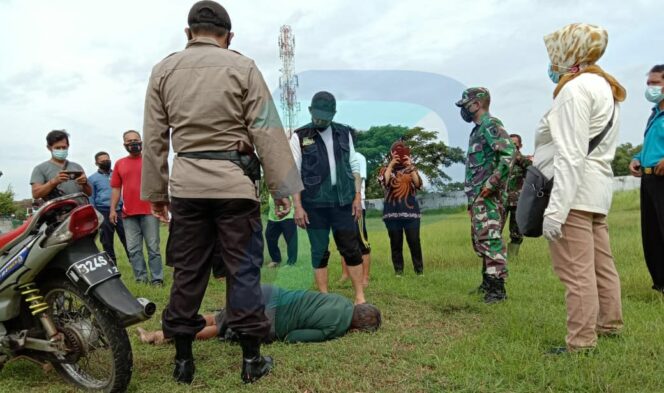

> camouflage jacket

[
  {"left": 507, "top": 151, "right": 533, "bottom": 207},
  {"left": 464, "top": 113, "right": 516, "bottom": 204}
]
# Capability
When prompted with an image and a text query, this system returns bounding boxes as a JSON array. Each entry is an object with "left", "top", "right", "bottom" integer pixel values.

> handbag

[{"left": 516, "top": 106, "right": 615, "bottom": 237}]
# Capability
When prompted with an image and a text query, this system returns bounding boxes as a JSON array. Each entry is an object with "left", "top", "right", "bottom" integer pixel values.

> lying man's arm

[{"left": 283, "top": 329, "right": 328, "bottom": 343}]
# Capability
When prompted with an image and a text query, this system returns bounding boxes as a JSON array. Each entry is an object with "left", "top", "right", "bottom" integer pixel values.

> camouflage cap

[{"left": 455, "top": 87, "right": 490, "bottom": 107}]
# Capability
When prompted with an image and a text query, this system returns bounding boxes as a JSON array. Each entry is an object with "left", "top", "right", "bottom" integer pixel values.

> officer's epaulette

[
  {"left": 229, "top": 49, "right": 245, "bottom": 57},
  {"left": 162, "top": 52, "right": 178, "bottom": 61}
]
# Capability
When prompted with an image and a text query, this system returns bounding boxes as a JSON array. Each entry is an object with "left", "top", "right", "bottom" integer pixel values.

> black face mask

[
  {"left": 460, "top": 106, "right": 476, "bottom": 123},
  {"left": 312, "top": 118, "right": 331, "bottom": 131},
  {"left": 98, "top": 160, "right": 112, "bottom": 172},
  {"left": 125, "top": 142, "right": 142, "bottom": 154}
]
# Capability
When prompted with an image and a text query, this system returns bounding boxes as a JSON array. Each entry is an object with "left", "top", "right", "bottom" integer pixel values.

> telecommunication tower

[{"left": 278, "top": 25, "right": 300, "bottom": 137}]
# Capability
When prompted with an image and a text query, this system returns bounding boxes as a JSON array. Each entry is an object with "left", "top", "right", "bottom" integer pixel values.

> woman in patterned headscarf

[
  {"left": 378, "top": 141, "right": 424, "bottom": 276},
  {"left": 534, "top": 23, "right": 625, "bottom": 354}
]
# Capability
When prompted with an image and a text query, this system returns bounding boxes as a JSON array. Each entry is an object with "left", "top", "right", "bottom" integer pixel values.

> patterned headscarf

[{"left": 544, "top": 23, "right": 626, "bottom": 101}]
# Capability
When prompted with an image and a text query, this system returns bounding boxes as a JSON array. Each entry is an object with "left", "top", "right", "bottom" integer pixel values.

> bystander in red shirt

[{"left": 110, "top": 156, "right": 152, "bottom": 217}]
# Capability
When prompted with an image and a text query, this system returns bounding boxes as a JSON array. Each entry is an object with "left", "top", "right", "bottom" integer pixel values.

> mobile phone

[
  {"left": 62, "top": 171, "right": 83, "bottom": 180},
  {"left": 392, "top": 145, "right": 411, "bottom": 162}
]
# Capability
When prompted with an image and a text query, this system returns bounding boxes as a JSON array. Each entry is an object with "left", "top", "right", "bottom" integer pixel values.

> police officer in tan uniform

[{"left": 141, "top": 1, "right": 303, "bottom": 384}]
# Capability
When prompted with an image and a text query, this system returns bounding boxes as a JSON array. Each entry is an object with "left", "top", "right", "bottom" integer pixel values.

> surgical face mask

[
  {"left": 460, "top": 103, "right": 477, "bottom": 123},
  {"left": 98, "top": 160, "right": 112, "bottom": 171},
  {"left": 52, "top": 149, "right": 68, "bottom": 161},
  {"left": 125, "top": 142, "right": 142, "bottom": 154},
  {"left": 645, "top": 85, "right": 664, "bottom": 104},
  {"left": 548, "top": 64, "right": 561, "bottom": 84},
  {"left": 548, "top": 63, "right": 579, "bottom": 84}
]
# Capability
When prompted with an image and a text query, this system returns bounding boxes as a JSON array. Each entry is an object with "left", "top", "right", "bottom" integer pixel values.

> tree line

[{"left": 0, "top": 135, "right": 643, "bottom": 220}]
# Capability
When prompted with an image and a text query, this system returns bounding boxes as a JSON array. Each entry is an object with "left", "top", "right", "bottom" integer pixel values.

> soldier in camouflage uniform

[
  {"left": 456, "top": 87, "right": 515, "bottom": 303},
  {"left": 505, "top": 134, "right": 532, "bottom": 257}
]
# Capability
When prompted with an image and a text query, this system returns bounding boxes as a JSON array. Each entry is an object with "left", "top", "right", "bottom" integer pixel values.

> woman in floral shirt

[{"left": 378, "top": 141, "right": 424, "bottom": 276}]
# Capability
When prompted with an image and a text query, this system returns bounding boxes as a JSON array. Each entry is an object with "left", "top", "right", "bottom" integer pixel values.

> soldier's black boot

[
  {"left": 484, "top": 276, "right": 507, "bottom": 304},
  {"left": 173, "top": 335, "right": 195, "bottom": 384},
  {"left": 240, "top": 336, "right": 273, "bottom": 384},
  {"left": 469, "top": 273, "right": 491, "bottom": 294}
]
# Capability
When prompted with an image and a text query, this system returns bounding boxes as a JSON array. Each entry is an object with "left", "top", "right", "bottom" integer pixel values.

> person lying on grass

[{"left": 137, "top": 284, "right": 382, "bottom": 344}]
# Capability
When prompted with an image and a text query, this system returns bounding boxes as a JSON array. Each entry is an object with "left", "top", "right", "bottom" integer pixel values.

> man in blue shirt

[
  {"left": 629, "top": 64, "right": 664, "bottom": 293},
  {"left": 89, "top": 151, "right": 128, "bottom": 264}
]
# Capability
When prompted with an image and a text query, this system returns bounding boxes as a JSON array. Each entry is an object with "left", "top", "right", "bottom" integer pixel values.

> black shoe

[
  {"left": 395, "top": 271, "right": 404, "bottom": 277},
  {"left": 469, "top": 274, "right": 491, "bottom": 295},
  {"left": 546, "top": 346, "right": 568, "bottom": 355},
  {"left": 173, "top": 358, "right": 195, "bottom": 384},
  {"left": 241, "top": 356, "right": 273, "bottom": 384},
  {"left": 546, "top": 346, "right": 595, "bottom": 355},
  {"left": 151, "top": 280, "right": 164, "bottom": 287},
  {"left": 483, "top": 276, "right": 507, "bottom": 304}
]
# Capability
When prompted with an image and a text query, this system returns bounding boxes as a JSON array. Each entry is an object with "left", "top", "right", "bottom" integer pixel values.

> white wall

[{"left": 366, "top": 176, "right": 641, "bottom": 212}]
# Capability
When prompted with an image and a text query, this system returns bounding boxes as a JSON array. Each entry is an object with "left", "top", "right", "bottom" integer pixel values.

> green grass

[{"left": 3, "top": 189, "right": 663, "bottom": 392}]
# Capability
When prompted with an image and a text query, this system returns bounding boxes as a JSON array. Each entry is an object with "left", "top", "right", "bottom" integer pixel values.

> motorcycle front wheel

[{"left": 41, "top": 277, "right": 133, "bottom": 393}]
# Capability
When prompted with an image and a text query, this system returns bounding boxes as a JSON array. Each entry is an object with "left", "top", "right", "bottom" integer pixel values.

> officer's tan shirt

[{"left": 141, "top": 37, "right": 303, "bottom": 202}]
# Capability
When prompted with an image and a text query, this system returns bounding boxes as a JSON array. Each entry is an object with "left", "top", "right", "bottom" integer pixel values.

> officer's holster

[{"left": 178, "top": 150, "right": 262, "bottom": 196}]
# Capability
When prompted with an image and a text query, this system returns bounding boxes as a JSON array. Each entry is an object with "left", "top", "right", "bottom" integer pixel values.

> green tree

[
  {"left": 355, "top": 125, "right": 465, "bottom": 199},
  {"left": 0, "top": 186, "right": 16, "bottom": 217},
  {"left": 612, "top": 143, "right": 642, "bottom": 176}
]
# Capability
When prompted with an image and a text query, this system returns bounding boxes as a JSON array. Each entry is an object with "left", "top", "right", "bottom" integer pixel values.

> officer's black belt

[
  {"left": 178, "top": 150, "right": 261, "bottom": 184},
  {"left": 178, "top": 151, "right": 241, "bottom": 161}
]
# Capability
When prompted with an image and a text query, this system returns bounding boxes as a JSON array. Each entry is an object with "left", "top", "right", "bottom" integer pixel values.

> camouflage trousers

[
  {"left": 470, "top": 195, "right": 508, "bottom": 279},
  {"left": 505, "top": 206, "right": 523, "bottom": 245}
]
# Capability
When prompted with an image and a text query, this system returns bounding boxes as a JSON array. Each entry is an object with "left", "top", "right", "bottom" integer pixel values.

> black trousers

[
  {"left": 641, "top": 175, "right": 664, "bottom": 288},
  {"left": 305, "top": 204, "right": 363, "bottom": 269},
  {"left": 385, "top": 219, "right": 423, "bottom": 274},
  {"left": 265, "top": 219, "right": 298, "bottom": 265},
  {"left": 162, "top": 197, "right": 270, "bottom": 339},
  {"left": 97, "top": 208, "right": 128, "bottom": 263},
  {"left": 505, "top": 206, "right": 523, "bottom": 245},
  {"left": 211, "top": 239, "right": 227, "bottom": 279}
]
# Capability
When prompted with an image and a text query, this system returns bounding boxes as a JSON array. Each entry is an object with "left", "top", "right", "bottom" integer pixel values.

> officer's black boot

[
  {"left": 484, "top": 275, "right": 507, "bottom": 304},
  {"left": 240, "top": 336, "right": 273, "bottom": 384},
  {"left": 173, "top": 335, "right": 195, "bottom": 384}
]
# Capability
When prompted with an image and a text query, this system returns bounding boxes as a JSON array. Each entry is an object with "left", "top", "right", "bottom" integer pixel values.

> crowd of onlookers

[{"left": 25, "top": 21, "right": 664, "bottom": 362}]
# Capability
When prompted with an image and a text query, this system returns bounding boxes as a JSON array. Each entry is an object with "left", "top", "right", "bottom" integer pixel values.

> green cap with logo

[{"left": 455, "top": 87, "right": 490, "bottom": 107}]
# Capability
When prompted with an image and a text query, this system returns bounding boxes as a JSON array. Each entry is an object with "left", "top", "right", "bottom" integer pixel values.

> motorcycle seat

[{"left": 0, "top": 218, "right": 34, "bottom": 253}]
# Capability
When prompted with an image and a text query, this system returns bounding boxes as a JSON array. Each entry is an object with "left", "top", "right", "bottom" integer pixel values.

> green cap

[{"left": 455, "top": 87, "right": 490, "bottom": 107}]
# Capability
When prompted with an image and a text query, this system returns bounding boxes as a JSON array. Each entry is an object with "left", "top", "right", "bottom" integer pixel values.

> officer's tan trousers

[{"left": 548, "top": 210, "right": 623, "bottom": 350}]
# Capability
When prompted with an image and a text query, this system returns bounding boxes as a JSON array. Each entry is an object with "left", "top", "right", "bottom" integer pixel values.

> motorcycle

[{"left": 0, "top": 193, "right": 156, "bottom": 392}]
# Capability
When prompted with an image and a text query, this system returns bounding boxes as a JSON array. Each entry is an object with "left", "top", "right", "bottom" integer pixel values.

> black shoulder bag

[{"left": 516, "top": 106, "right": 615, "bottom": 237}]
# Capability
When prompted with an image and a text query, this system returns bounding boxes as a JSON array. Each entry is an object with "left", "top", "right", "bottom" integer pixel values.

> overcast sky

[{"left": 0, "top": 0, "right": 661, "bottom": 199}]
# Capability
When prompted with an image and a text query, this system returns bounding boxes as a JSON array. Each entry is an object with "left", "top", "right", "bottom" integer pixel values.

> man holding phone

[{"left": 31, "top": 130, "right": 91, "bottom": 201}]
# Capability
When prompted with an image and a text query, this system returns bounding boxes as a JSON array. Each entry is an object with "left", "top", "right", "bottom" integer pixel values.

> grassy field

[{"left": 2, "top": 189, "right": 664, "bottom": 392}]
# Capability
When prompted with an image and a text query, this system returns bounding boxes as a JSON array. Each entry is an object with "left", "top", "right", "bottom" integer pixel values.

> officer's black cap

[
  {"left": 188, "top": 1, "right": 232, "bottom": 31},
  {"left": 310, "top": 91, "right": 336, "bottom": 121}
]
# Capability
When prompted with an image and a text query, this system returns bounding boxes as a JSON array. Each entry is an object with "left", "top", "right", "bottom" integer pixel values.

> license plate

[{"left": 66, "top": 252, "right": 120, "bottom": 293}]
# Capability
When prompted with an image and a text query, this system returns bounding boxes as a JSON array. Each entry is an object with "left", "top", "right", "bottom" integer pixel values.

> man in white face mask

[
  {"left": 629, "top": 64, "right": 664, "bottom": 293},
  {"left": 30, "top": 129, "right": 91, "bottom": 201}
]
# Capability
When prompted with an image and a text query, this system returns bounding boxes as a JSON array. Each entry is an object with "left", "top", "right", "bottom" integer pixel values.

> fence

[{"left": 366, "top": 176, "right": 641, "bottom": 212}]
